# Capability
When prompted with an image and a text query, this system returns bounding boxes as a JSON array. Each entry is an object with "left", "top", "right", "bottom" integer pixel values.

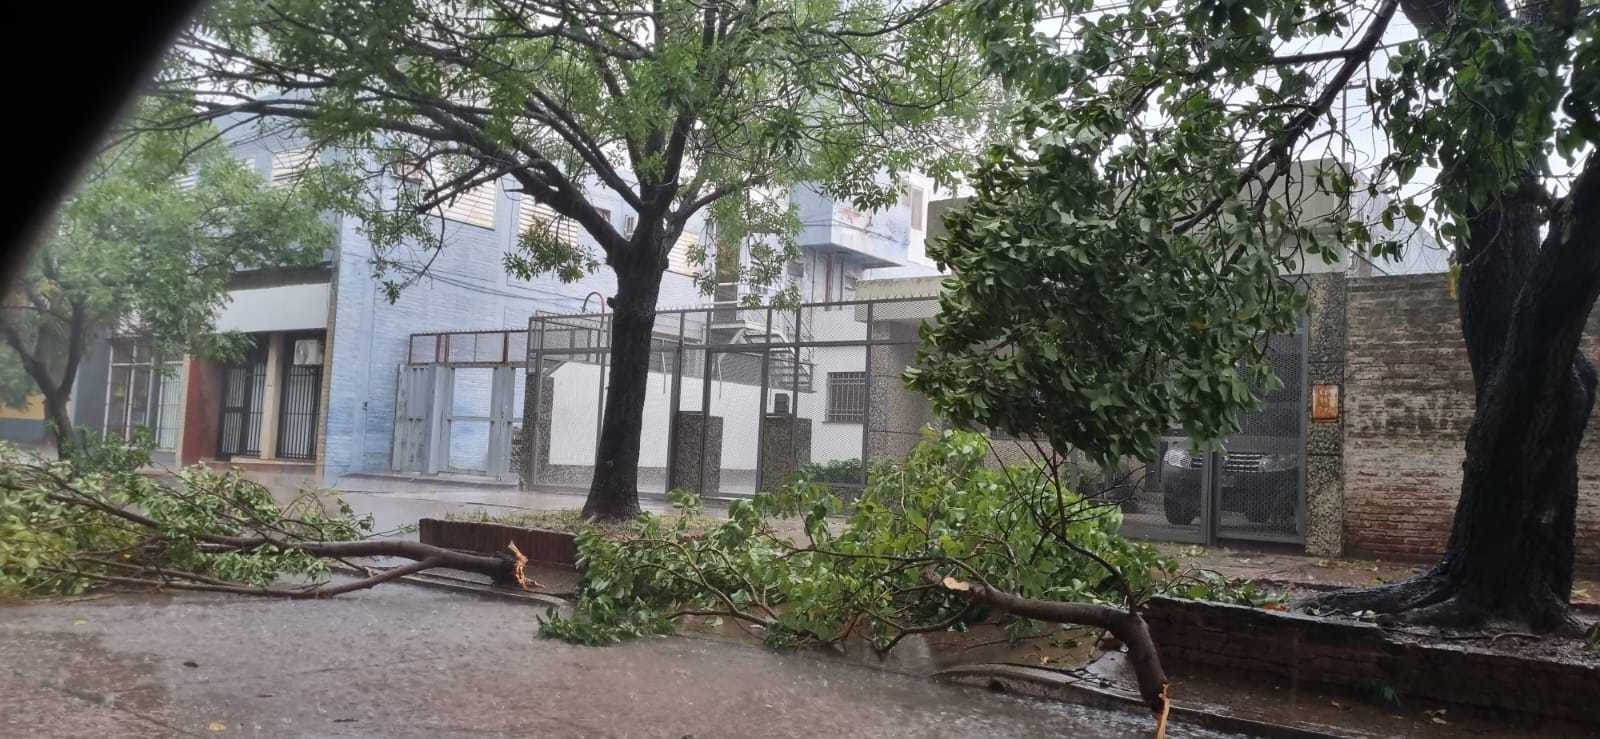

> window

[
  {"left": 271, "top": 149, "right": 314, "bottom": 186},
  {"left": 519, "top": 197, "right": 577, "bottom": 244},
  {"left": 104, "top": 339, "right": 182, "bottom": 450},
  {"left": 623, "top": 214, "right": 637, "bottom": 238},
  {"left": 669, "top": 231, "right": 699, "bottom": 275},
  {"left": 907, "top": 185, "right": 926, "bottom": 231},
  {"left": 443, "top": 181, "right": 498, "bottom": 228},
  {"left": 826, "top": 371, "right": 866, "bottom": 423}
]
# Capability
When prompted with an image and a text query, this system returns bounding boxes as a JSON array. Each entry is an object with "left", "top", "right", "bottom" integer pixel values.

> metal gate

[
  {"left": 444, "top": 366, "right": 516, "bottom": 477},
  {"left": 217, "top": 342, "right": 268, "bottom": 459},
  {"left": 393, "top": 365, "right": 448, "bottom": 474},
  {"left": 276, "top": 363, "right": 321, "bottom": 460},
  {"left": 1121, "top": 327, "right": 1306, "bottom": 544},
  {"left": 391, "top": 363, "right": 517, "bottom": 479}
]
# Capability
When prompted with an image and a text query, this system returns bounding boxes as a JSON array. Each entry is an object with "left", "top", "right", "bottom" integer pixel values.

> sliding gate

[{"left": 393, "top": 331, "right": 522, "bottom": 479}]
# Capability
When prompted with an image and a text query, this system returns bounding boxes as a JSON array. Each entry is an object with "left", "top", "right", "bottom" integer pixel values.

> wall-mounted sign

[{"left": 1311, "top": 384, "right": 1340, "bottom": 422}]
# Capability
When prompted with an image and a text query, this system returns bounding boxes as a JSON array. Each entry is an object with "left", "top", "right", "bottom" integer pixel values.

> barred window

[{"left": 826, "top": 371, "right": 866, "bottom": 423}]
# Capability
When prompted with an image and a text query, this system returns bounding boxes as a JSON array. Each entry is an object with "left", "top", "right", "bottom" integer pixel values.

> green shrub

[{"left": 542, "top": 428, "right": 1263, "bottom": 648}]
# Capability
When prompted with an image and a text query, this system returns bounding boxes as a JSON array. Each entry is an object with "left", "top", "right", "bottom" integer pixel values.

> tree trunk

[
  {"left": 582, "top": 259, "right": 664, "bottom": 521},
  {"left": 43, "top": 389, "right": 74, "bottom": 460},
  {"left": 1306, "top": 167, "right": 1600, "bottom": 632}
]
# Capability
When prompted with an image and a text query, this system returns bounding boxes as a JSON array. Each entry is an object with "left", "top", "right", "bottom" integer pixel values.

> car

[{"left": 1156, "top": 435, "right": 1300, "bottom": 526}]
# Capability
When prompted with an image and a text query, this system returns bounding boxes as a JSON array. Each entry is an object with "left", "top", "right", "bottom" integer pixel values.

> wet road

[{"left": 0, "top": 586, "right": 1229, "bottom": 738}]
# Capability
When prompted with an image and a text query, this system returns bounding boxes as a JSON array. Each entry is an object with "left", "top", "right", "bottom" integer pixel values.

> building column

[
  {"left": 259, "top": 333, "right": 285, "bottom": 459},
  {"left": 1302, "top": 272, "right": 1348, "bottom": 557}
]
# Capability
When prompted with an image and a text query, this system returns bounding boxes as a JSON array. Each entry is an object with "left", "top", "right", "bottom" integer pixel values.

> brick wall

[{"left": 1342, "top": 274, "right": 1600, "bottom": 569}]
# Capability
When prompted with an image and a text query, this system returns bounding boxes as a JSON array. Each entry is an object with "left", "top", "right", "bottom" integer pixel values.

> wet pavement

[{"left": 0, "top": 586, "right": 1234, "bottom": 738}]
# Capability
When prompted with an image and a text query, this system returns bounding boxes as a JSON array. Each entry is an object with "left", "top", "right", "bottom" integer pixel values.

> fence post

[
  {"left": 665, "top": 312, "right": 685, "bottom": 491},
  {"left": 861, "top": 301, "right": 873, "bottom": 486},
  {"left": 755, "top": 305, "right": 772, "bottom": 492},
  {"left": 698, "top": 321, "right": 713, "bottom": 498}
]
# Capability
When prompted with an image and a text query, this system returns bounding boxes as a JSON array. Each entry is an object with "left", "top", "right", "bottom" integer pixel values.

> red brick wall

[{"left": 1343, "top": 274, "right": 1600, "bottom": 570}]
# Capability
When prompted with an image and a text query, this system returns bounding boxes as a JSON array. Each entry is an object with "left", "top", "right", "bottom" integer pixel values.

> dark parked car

[
  {"left": 1158, "top": 332, "right": 1303, "bottom": 527},
  {"left": 1156, "top": 436, "right": 1299, "bottom": 526}
]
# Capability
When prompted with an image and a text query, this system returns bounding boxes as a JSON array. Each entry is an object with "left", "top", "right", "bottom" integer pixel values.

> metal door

[
  {"left": 487, "top": 366, "right": 516, "bottom": 479},
  {"left": 276, "top": 363, "right": 321, "bottom": 460},
  {"left": 217, "top": 343, "right": 268, "bottom": 459},
  {"left": 1122, "top": 327, "right": 1304, "bottom": 544},
  {"left": 392, "top": 365, "right": 449, "bottom": 473}
]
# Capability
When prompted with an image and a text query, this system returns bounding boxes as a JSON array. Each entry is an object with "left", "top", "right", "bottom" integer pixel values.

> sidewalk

[
  {"left": 253, "top": 469, "right": 1600, "bottom": 609},
  {"left": 1156, "top": 542, "right": 1600, "bottom": 608}
]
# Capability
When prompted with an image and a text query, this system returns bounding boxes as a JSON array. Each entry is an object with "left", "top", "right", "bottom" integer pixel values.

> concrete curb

[
  {"left": 935, "top": 663, "right": 1360, "bottom": 739},
  {"left": 329, "top": 564, "right": 572, "bottom": 610}
]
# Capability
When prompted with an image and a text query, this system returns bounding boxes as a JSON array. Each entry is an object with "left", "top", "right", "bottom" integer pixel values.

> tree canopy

[
  {"left": 0, "top": 116, "right": 332, "bottom": 450},
  {"left": 915, "top": 0, "right": 1600, "bottom": 629},
  {"left": 157, "top": 0, "right": 993, "bottom": 295},
  {"left": 153, "top": 0, "right": 997, "bottom": 517}
]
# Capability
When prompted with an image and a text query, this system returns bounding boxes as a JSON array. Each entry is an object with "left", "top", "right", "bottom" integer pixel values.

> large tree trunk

[
  {"left": 1307, "top": 167, "right": 1600, "bottom": 632},
  {"left": 582, "top": 257, "right": 664, "bottom": 521}
]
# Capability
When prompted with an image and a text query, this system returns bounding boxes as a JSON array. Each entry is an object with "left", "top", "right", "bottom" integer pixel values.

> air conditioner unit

[{"left": 292, "top": 338, "right": 324, "bottom": 366}]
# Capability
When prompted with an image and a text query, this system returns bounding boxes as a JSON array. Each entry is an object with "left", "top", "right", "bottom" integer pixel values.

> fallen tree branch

[{"left": 924, "top": 566, "right": 1169, "bottom": 713}]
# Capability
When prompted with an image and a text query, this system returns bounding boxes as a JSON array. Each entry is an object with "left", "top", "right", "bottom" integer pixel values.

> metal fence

[
  {"left": 1119, "top": 327, "right": 1307, "bottom": 545},
  {"left": 521, "top": 296, "right": 941, "bottom": 498},
  {"left": 406, "top": 294, "right": 1306, "bottom": 546}
]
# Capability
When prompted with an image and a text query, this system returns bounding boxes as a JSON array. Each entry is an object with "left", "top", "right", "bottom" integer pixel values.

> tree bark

[
  {"left": 1306, "top": 163, "right": 1600, "bottom": 632},
  {"left": 924, "top": 568, "right": 1168, "bottom": 712},
  {"left": 582, "top": 251, "right": 666, "bottom": 521},
  {"left": 42, "top": 389, "right": 74, "bottom": 459}
]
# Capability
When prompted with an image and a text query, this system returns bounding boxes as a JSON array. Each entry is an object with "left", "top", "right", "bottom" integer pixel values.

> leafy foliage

[
  {"left": 0, "top": 439, "right": 372, "bottom": 599},
  {"left": 541, "top": 429, "right": 1269, "bottom": 647},
  {"left": 0, "top": 107, "right": 332, "bottom": 441},
  {"left": 159, "top": 0, "right": 994, "bottom": 299}
]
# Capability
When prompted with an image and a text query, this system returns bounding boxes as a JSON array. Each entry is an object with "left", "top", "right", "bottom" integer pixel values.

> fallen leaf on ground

[{"left": 207, "top": 721, "right": 227, "bottom": 732}]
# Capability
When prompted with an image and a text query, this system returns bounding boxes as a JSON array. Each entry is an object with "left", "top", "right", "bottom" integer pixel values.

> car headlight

[
  {"left": 1260, "top": 453, "right": 1298, "bottom": 472},
  {"left": 1162, "top": 448, "right": 1193, "bottom": 468}
]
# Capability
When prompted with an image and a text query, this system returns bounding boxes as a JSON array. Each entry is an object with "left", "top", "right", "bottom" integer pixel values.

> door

[
  {"left": 217, "top": 340, "right": 268, "bottom": 459},
  {"left": 487, "top": 366, "right": 516, "bottom": 479},
  {"left": 276, "top": 362, "right": 322, "bottom": 460}
]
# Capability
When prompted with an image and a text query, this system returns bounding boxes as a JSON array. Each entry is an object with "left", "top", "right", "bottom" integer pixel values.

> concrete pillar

[
  {"left": 759, "top": 414, "right": 812, "bottom": 491},
  {"left": 669, "top": 411, "right": 723, "bottom": 496},
  {"left": 1302, "top": 272, "right": 1348, "bottom": 557},
  {"left": 259, "top": 333, "right": 284, "bottom": 459}
]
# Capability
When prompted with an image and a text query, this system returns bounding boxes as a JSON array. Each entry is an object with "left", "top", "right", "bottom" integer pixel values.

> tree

[
  {"left": 152, "top": 0, "right": 992, "bottom": 520},
  {"left": 0, "top": 124, "right": 332, "bottom": 457},
  {"left": 914, "top": 0, "right": 1600, "bottom": 632}
]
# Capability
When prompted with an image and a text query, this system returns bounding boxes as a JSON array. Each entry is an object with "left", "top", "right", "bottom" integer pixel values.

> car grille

[
  {"left": 1224, "top": 453, "right": 1265, "bottom": 472},
  {"left": 1187, "top": 452, "right": 1267, "bottom": 472}
]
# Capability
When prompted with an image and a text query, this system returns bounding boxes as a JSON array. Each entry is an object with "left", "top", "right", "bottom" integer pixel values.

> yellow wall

[{"left": 0, "top": 393, "right": 45, "bottom": 420}]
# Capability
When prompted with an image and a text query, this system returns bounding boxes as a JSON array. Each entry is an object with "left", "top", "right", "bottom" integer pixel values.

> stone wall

[{"left": 1341, "top": 273, "right": 1600, "bottom": 569}]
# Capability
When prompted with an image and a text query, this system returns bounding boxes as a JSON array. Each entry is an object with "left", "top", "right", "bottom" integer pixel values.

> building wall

[
  {"left": 320, "top": 181, "right": 705, "bottom": 481},
  {"left": 0, "top": 394, "right": 47, "bottom": 444},
  {"left": 1341, "top": 273, "right": 1600, "bottom": 569}
]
